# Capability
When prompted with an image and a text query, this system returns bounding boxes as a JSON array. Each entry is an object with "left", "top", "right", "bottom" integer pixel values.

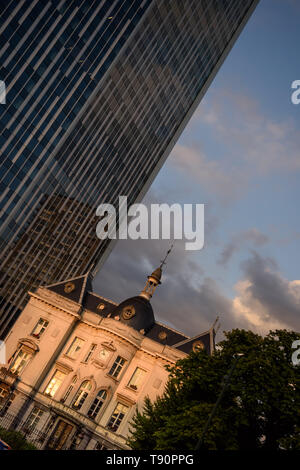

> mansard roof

[
  {"left": 41, "top": 273, "right": 216, "bottom": 356},
  {"left": 145, "top": 321, "right": 189, "bottom": 346},
  {"left": 173, "top": 330, "right": 215, "bottom": 356},
  {"left": 44, "top": 272, "right": 93, "bottom": 305}
]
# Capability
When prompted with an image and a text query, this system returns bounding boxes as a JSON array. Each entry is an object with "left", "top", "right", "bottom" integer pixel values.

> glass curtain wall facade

[{"left": 0, "top": 0, "right": 259, "bottom": 337}]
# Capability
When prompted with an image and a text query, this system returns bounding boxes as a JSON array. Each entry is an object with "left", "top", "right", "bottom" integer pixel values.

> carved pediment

[
  {"left": 116, "top": 392, "right": 136, "bottom": 406},
  {"left": 101, "top": 341, "right": 116, "bottom": 352},
  {"left": 55, "top": 361, "right": 74, "bottom": 374},
  {"left": 18, "top": 338, "right": 39, "bottom": 352}
]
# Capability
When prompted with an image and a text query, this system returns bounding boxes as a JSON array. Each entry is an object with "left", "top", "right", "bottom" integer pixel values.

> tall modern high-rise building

[{"left": 0, "top": 0, "right": 259, "bottom": 337}]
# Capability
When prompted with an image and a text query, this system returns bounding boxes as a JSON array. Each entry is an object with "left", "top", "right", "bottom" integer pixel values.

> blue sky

[{"left": 95, "top": 0, "right": 300, "bottom": 338}]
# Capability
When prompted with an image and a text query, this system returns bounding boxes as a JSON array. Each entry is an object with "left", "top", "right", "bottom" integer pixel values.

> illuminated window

[
  {"left": 107, "top": 403, "right": 128, "bottom": 432},
  {"left": 66, "top": 337, "right": 85, "bottom": 359},
  {"left": 87, "top": 389, "right": 107, "bottom": 419},
  {"left": 31, "top": 318, "right": 49, "bottom": 338},
  {"left": 108, "top": 356, "right": 126, "bottom": 379},
  {"left": 72, "top": 380, "right": 92, "bottom": 410},
  {"left": 83, "top": 343, "right": 96, "bottom": 363},
  {"left": 45, "top": 370, "right": 66, "bottom": 397},
  {"left": 127, "top": 367, "right": 146, "bottom": 391},
  {"left": 10, "top": 348, "right": 32, "bottom": 375}
]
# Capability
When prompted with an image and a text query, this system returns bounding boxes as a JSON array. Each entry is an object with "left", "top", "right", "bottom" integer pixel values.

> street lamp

[{"left": 195, "top": 353, "right": 244, "bottom": 451}]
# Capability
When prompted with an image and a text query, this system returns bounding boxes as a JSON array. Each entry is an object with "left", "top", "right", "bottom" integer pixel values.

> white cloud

[
  {"left": 169, "top": 144, "right": 247, "bottom": 204},
  {"left": 191, "top": 88, "right": 300, "bottom": 175},
  {"left": 231, "top": 251, "right": 300, "bottom": 334}
]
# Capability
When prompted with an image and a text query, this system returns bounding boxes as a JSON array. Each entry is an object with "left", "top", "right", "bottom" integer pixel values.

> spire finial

[
  {"left": 159, "top": 243, "right": 173, "bottom": 270},
  {"left": 139, "top": 245, "right": 173, "bottom": 301}
]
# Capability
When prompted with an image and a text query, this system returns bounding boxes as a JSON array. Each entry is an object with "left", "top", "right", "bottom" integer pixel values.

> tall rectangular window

[
  {"left": 31, "top": 318, "right": 49, "bottom": 338},
  {"left": 25, "top": 407, "right": 44, "bottom": 431},
  {"left": 65, "top": 337, "right": 85, "bottom": 359},
  {"left": 10, "top": 349, "right": 32, "bottom": 374},
  {"left": 108, "top": 356, "right": 126, "bottom": 379},
  {"left": 127, "top": 367, "right": 146, "bottom": 391},
  {"left": 107, "top": 403, "right": 128, "bottom": 432},
  {"left": 45, "top": 370, "right": 66, "bottom": 397},
  {"left": 61, "top": 375, "right": 77, "bottom": 403},
  {"left": 83, "top": 343, "right": 96, "bottom": 363}
]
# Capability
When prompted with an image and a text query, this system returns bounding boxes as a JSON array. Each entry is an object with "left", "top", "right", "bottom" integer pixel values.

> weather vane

[{"left": 160, "top": 243, "right": 174, "bottom": 269}]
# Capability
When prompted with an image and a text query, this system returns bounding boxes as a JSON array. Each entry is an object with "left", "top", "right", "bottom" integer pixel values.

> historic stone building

[{"left": 0, "top": 265, "right": 216, "bottom": 450}]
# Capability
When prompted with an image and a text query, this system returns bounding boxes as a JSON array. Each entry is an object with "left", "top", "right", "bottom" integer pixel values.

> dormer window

[{"left": 31, "top": 318, "right": 49, "bottom": 339}]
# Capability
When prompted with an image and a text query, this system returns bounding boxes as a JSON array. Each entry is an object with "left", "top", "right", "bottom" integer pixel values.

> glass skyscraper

[{"left": 0, "top": 0, "right": 259, "bottom": 337}]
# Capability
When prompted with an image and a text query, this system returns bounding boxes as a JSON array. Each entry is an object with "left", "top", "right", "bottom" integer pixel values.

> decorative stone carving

[
  {"left": 55, "top": 361, "right": 74, "bottom": 374},
  {"left": 91, "top": 359, "right": 105, "bottom": 369},
  {"left": 51, "top": 328, "right": 60, "bottom": 338},
  {"left": 101, "top": 341, "right": 116, "bottom": 351},
  {"left": 64, "top": 282, "right": 76, "bottom": 293},
  {"left": 22, "top": 315, "right": 32, "bottom": 325},
  {"left": 33, "top": 288, "right": 80, "bottom": 314}
]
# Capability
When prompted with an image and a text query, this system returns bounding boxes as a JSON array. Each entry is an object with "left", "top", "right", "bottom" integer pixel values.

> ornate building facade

[{"left": 0, "top": 266, "right": 216, "bottom": 450}]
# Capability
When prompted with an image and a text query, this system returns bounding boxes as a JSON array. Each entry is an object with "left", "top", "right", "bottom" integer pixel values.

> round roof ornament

[
  {"left": 64, "top": 282, "right": 75, "bottom": 293},
  {"left": 122, "top": 305, "right": 136, "bottom": 320},
  {"left": 192, "top": 340, "right": 205, "bottom": 352}
]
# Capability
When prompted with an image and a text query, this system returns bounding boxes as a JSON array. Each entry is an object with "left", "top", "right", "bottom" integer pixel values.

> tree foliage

[
  {"left": 128, "top": 329, "right": 300, "bottom": 450},
  {"left": 0, "top": 426, "right": 37, "bottom": 450}
]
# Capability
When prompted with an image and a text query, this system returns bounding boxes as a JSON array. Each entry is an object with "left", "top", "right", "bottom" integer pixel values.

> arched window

[
  {"left": 87, "top": 389, "right": 107, "bottom": 420},
  {"left": 61, "top": 375, "right": 77, "bottom": 403},
  {"left": 72, "top": 380, "right": 92, "bottom": 410}
]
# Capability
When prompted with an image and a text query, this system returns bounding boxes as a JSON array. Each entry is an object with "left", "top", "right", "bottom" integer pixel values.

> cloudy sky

[{"left": 95, "top": 0, "right": 300, "bottom": 341}]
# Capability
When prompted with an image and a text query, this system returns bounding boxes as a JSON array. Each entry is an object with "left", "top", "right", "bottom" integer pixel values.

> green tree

[
  {"left": 0, "top": 426, "right": 37, "bottom": 450},
  {"left": 128, "top": 329, "right": 300, "bottom": 450}
]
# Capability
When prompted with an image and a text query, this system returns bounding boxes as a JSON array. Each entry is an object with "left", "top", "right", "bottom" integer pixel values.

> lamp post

[{"left": 195, "top": 353, "right": 244, "bottom": 451}]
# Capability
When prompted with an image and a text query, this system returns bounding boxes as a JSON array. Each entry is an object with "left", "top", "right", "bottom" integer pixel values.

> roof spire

[
  {"left": 159, "top": 243, "right": 173, "bottom": 270},
  {"left": 139, "top": 245, "right": 173, "bottom": 301}
]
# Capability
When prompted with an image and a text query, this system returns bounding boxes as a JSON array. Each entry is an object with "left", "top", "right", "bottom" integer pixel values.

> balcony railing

[
  {"left": 38, "top": 393, "right": 128, "bottom": 448},
  {"left": 0, "top": 367, "right": 18, "bottom": 386},
  {"left": 0, "top": 411, "right": 48, "bottom": 449}
]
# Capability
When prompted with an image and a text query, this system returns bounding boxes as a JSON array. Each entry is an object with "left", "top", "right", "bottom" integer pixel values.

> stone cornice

[
  {"left": 30, "top": 290, "right": 186, "bottom": 365},
  {"left": 81, "top": 319, "right": 183, "bottom": 364},
  {"left": 29, "top": 289, "right": 81, "bottom": 318},
  {"left": 116, "top": 392, "right": 136, "bottom": 406},
  {"left": 55, "top": 361, "right": 74, "bottom": 374}
]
